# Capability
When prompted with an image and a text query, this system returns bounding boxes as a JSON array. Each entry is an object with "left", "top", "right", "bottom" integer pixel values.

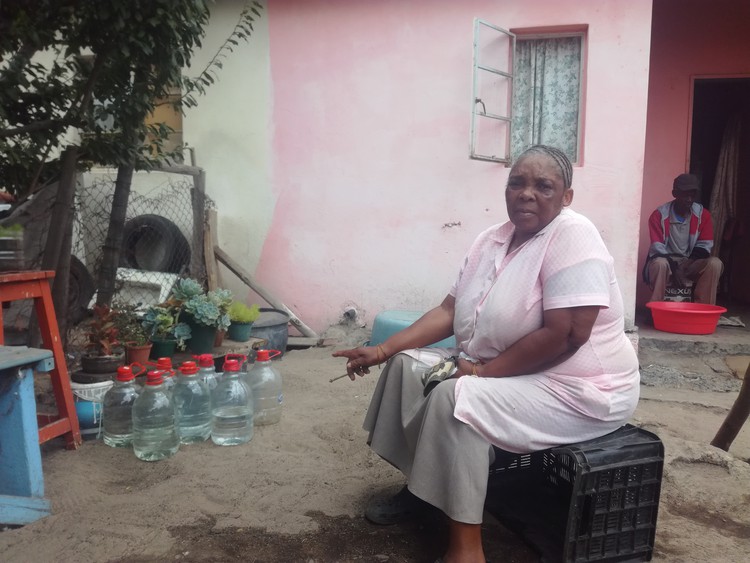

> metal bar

[
  {"left": 477, "top": 64, "right": 512, "bottom": 79},
  {"left": 474, "top": 112, "right": 512, "bottom": 123}
]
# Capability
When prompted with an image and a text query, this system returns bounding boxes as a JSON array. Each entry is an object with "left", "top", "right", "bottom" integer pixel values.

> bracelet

[
  {"left": 377, "top": 344, "right": 388, "bottom": 367},
  {"left": 471, "top": 363, "right": 479, "bottom": 377}
]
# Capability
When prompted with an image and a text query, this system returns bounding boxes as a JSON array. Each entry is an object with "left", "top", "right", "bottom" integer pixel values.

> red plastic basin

[{"left": 646, "top": 301, "right": 727, "bottom": 335}]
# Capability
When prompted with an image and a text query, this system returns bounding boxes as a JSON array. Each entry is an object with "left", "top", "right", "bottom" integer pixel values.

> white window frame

[
  {"left": 470, "top": 19, "right": 515, "bottom": 164},
  {"left": 470, "top": 21, "right": 585, "bottom": 165}
]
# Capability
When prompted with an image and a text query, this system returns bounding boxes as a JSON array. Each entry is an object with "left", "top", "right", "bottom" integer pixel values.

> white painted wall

[{"left": 182, "top": 0, "right": 273, "bottom": 303}]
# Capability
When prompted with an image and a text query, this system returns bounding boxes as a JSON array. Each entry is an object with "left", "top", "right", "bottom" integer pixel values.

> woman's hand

[
  {"left": 454, "top": 357, "right": 482, "bottom": 378},
  {"left": 332, "top": 346, "right": 383, "bottom": 380}
]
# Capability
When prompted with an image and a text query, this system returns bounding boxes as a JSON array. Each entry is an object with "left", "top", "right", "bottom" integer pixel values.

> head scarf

[{"left": 518, "top": 145, "right": 573, "bottom": 190}]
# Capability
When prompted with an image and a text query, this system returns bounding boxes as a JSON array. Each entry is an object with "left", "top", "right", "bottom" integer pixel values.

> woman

[{"left": 333, "top": 145, "right": 640, "bottom": 563}]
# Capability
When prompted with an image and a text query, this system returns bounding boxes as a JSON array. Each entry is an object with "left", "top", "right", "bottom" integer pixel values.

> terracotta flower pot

[
  {"left": 125, "top": 342, "right": 153, "bottom": 365},
  {"left": 214, "top": 329, "right": 226, "bottom": 347}
]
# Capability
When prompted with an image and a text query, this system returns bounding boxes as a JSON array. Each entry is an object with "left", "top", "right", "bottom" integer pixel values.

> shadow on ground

[{"left": 110, "top": 511, "right": 539, "bottom": 563}]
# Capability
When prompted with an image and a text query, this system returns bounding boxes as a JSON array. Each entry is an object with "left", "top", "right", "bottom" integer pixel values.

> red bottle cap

[
  {"left": 116, "top": 365, "right": 136, "bottom": 382},
  {"left": 155, "top": 357, "right": 173, "bottom": 370},
  {"left": 146, "top": 370, "right": 165, "bottom": 386},
  {"left": 180, "top": 361, "right": 198, "bottom": 375},
  {"left": 196, "top": 353, "right": 214, "bottom": 367},
  {"left": 223, "top": 359, "right": 241, "bottom": 372},
  {"left": 255, "top": 349, "right": 281, "bottom": 362}
]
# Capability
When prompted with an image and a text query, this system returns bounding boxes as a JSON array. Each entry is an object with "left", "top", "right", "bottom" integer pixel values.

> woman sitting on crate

[{"left": 333, "top": 145, "right": 640, "bottom": 563}]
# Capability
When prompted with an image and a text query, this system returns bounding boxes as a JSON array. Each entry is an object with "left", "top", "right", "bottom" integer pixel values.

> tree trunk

[
  {"left": 38, "top": 146, "right": 79, "bottom": 343},
  {"left": 711, "top": 362, "right": 750, "bottom": 451},
  {"left": 96, "top": 159, "right": 136, "bottom": 307},
  {"left": 52, "top": 198, "right": 75, "bottom": 347}
]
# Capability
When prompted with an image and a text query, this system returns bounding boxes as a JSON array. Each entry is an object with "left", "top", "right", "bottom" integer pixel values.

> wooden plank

[
  {"left": 204, "top": 208, "right": 219, "bottom": 291},
  {"left": 214, "top": 246, "right": 319, "bottom": 339},
  {"left": 287, "top": 336, "right": 324, "bottom": 348},
  {"left": 0, "top": 494, "right": 52, "bottom": 526},
  {"left": 190, "top": 169, "right": 207, "bottom": 280},
  {"left": 153, "top": 162, "right": 203, "bottom": 177}
]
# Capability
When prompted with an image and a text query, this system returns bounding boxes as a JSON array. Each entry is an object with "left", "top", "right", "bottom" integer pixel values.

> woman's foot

[{"left": 364, "top": 485, "right": 432, "bottom": 525}]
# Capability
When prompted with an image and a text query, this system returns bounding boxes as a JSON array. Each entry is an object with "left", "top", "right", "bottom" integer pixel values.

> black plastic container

[{"left": 485, "top": 424, "right": 664, "bottom": 563}]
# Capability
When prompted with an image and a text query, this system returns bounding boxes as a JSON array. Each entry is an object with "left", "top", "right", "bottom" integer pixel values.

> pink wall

[
  {"left": 260, "top": 0, "right": 652, "bottom": 333},
  {"left": 638, "top": 0, "right": 750, "bottom": 306}
]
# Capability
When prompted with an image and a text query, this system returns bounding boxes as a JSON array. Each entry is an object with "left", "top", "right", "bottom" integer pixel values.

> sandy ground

[{"left": 2, "top": 342, "right": 750, "bottom": 563}]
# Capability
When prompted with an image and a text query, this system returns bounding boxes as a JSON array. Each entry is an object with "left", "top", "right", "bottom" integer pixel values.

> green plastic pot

[
  {"left": 149, "top": 338, "right": 177, "bottom": 359},
  {"left": 227, "top": 321, "right": 254, "bottom": 342},
  {"left": 186, "top": 323, "right": 217, "bottom": 354}
]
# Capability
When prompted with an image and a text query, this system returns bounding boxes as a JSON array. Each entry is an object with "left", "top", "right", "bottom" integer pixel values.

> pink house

[
  {"left": 186, "top": 0, "right": 750, "bottom": 335},
  {"left": 640, "top": 0, "right": 750, "bottom": 308}
]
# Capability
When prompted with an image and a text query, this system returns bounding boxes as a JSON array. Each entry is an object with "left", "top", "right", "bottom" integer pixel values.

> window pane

[
  {"left": 476, "top": 66, "right": 511, "bottom": 119},
  {"left": 511, "top": 36, "right": 581, "bottom": 162},
  {"left": 472, "top": 114, "right": 510, "bottom": 163},
  {"left": 471, "top": 19, "right": 514, "bottom": 163}
]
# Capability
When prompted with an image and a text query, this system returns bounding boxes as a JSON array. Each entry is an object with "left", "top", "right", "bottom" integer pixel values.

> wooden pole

[
  {"left": 711, "top": 361, "right": 750, "bottom": 451},
  {"left": 190, "top": 169, "right": 207, "bottom": 280},
  {"left": 214, "top": 246, "right": 319, "bottom": 339},
  {"left": 204, "top": 208, "right": 219, "bottom": 291}
]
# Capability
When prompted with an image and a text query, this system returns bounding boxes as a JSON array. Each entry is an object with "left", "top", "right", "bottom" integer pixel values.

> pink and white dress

[{"left": 443, "top": 208, "right": 639, "bottom": 452}]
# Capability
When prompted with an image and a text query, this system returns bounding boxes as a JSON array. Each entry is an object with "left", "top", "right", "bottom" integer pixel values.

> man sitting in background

[{"left": 644, "top": 173, "right": 723, "bottom": 305}]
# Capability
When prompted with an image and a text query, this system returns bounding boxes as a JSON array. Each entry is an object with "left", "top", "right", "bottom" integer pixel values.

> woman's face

[{"left": 505, "top": 153, "right": 573, "bottom": 243}]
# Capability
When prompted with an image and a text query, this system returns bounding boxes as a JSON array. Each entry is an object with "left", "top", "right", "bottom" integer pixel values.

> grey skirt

[{"left": 363, "top": 353, "right": 494, "bottom": 524}]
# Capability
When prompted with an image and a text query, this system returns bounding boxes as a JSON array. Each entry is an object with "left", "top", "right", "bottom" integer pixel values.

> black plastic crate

[{"left": 485, "top": 424, "right": 663, "bottom": 563}]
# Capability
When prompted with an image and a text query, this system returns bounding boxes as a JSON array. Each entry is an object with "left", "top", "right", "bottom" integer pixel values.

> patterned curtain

[
  {"left": 511, "top": 36, "right": 582, "bottom": 162},
  {"left": 708, "top": 114, "right": 741, "bottom": 257}
]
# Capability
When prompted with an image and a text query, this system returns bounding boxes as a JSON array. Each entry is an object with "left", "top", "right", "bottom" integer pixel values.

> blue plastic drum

[{"left": 369, "top": 310, "right": 457, "bottom": 348}]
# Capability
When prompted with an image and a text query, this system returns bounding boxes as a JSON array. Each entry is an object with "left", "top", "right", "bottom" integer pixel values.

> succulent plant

[
  {"left": 141, "top": 304, "right": 192, "bottom": 349},
  {"left": 170, "top": 278, "right": 204, "bottom": 301},
  {"left": 160, "top": 278, "right": 234, "bottom": 331},
  {"left": 228, "top": 301, "right": 260, "bottom": 324}
]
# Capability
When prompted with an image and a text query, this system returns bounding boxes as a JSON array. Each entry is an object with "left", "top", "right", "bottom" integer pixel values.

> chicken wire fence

[{"left": 1, "top": 171, "right": 211, "bottom": 346}]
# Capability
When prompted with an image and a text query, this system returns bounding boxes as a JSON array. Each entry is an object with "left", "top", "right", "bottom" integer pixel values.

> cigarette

[{"left": 329, "top": 373, "right": 351, "bottom": 383}]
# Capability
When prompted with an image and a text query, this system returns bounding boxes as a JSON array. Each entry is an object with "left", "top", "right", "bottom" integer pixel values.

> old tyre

[
  {"left": 69, "top": 256, "right": 95, "bottom": 324},
  {"left": 120, "top": 214, "right": 190, "bottom": 273}
]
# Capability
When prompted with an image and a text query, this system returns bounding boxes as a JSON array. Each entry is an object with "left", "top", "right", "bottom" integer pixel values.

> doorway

[{"left": 689, "top": 77, "right": 750, "bottom": 304}]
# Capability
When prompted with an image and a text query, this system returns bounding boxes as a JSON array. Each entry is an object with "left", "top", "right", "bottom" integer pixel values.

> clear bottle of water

[
  {"left": 173, "top": 361, "right": 211, "bottom": 444},
  {"left": 196, "top": 353, "right": 220, "bottom": 396},
  {"left": 102, "top": 365, "right": 141, "bottom": 447},
  {"left": 132, "top": 370, "right": 180, "bottom": 461},
  {"left": 153, "top": 357, "right": 176, "bottom": 394},
  {"left": 211, "top": 358, "right": 253, "bottom": 446},
  {"left": 247, "top": 349, "right": 283, "bottom": 426}
]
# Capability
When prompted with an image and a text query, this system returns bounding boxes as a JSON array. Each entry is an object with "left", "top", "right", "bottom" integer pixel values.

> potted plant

[
  {"left": 81, "top": 304, "right": 124, "bottom": 374},
  {"left": 171, "top": 278, "right": 233, "bottom": 354},
  {"left": 141, "top": 303, "right": 191, "bottom": 359},
  {"left": 112, "top": 303, "right": 153, "bottom": 364},
  {"left": 227, "top": 301, "right": 260, "bottom": 342}
]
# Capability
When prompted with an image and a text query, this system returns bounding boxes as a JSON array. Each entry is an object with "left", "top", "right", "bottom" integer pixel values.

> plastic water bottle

[
  {"left": 173, "top": 361, "right": 211, "bottom": 444},
  {"left": 196, "top": 353, "right": 220, "bottom": 395},
  {"left": 102, "top": 365, "right": 141, "bottom": 447},
  {"left": 153, "top": 357, "right": 176, "bottom": 393},
  {"left": 211, "top": 358, "right": 253, "bottom": 446},
  {"left": 132, "top": 370, "right": 180, "bottom": 461},
  {"left": 247, "top": 349, "right": 283, "bottom": 425}
]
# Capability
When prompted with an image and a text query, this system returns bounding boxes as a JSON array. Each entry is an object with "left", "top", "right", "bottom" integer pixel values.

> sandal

[{"left": 364, "top": 486, "right": 432, "bottom": 525}]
